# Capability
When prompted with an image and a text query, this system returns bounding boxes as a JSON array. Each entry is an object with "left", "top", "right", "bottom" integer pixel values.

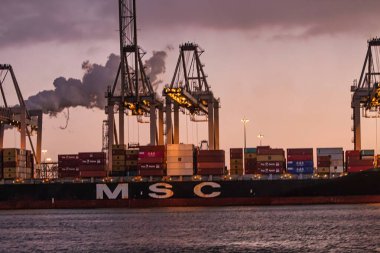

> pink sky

[{"left": 1, "top": 0, "right": 380, "bottom": 160}]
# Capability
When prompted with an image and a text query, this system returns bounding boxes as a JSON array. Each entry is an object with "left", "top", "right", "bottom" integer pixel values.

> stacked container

[
  {"left": 125, "top": 149, "right": 139, "bottom": 176},
  {"left": 196, "top": 150, "right": 225, "bottom": 175},
  {"left": 79, "top": 152, "right": 107, "bottom": 178},
  {"left": 2, "top": 148, "right": 30, "bottom": 179},
  {"left": 256, "top": 146, "right": 285, "bottom": 174},
  {"left": 230, "top": 148, "right": 243, "bottom": 175},
  {"left": 317, "top": 148, "right": 344, "bottom": 175},
  {"left": 244, "top": 148, "right": 257, "bottom": 174},
  {"left": 58, "top": 154, "right": 80, "bottom": 178},
  {"left": 286, "top": 148, "right": 314, "bottom": 174},
  {"left": 166, "top": 144, "right": 194, "bottom": 176},
  {"left": 346, "top": 150, "right": 374, "bottom": 173},
  {"left": 25, "top": 150, "right": 34, "bottom": 179},
  {"left": 111, "top": 144, "right": 126, "bottom": 177},
  {"left": 138, "top": 145, "right": 166, "bottom": 176}
]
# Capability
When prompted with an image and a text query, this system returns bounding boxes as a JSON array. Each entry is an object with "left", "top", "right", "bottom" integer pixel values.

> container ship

[{"left": 0, "top": 144, "right": 379, "bottom": 209}]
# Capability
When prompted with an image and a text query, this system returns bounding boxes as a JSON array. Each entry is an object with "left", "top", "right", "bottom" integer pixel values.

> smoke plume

[{"left": 25, "top": 50, "right": 167, "bottom": 115}]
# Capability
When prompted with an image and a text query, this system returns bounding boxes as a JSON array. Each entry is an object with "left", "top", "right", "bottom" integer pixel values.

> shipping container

[
  {"left": 257, "top": 161, "right": 285, "bottom": 168},
  {"left": 256, "top": 168, "right": 284, "bottom": 174},
  {"left": 196, "top": 168, "right": 225, "bottom": 175},
  {"left": 138, "top": 169, "right": 166, "bottom": 176},
  {"left": 287, "top": 160, "right": 313, "bottom": 167},
  {"left": 198, "top": 150, "right": 225, "bottom": 157},
  {"left": 287, "top": 167, "right": 314, "bottom": 174},
  {"left": 80, "top": 171, "right": 107, "bottom": 178},
  {"left": 256, "top": 155, "right": 285, "bottom": 162},
  {"left": 244, "top": 148, "right": 257, "bottom": 153},
  {"left": 317, "top": 148, "right": 343, "bottom": 155},
  {"left": 287, "top": 148, "right": 313, "bottom": 155},
  {"left": 125, "top": 149, "right": 139, "bottom": 155},
  {"left": 287, "top": 154, "right": 313, "bottom": 161},
  {"left": 138, "top": 163, "right": 165, "bottom": 170},
  {"left": 360, "top": 150, "right": 375, "bottom": 156},
  {"left": 139, "top": 151, "right": 165, "bottom": 159},
  {"left": 197, "top": 162, "right": 225, "bottom": 169},
  {"left": 166, "top": 144, "right": 194, "bottom": 151},
  {"left": 78, "top": 152, "right": 106, "bottom": 159},
  {"left": 166, "top": 156, "right": 193, "bottom": 163},
  {"left": 257, "top": 148, "right": 285, "bottom": 156},
  {"left": 139, "top": 145, "right": 165, "bottom": 152},
  {"left": 138, "top": 157, "right": 165, "bottom": 164}
]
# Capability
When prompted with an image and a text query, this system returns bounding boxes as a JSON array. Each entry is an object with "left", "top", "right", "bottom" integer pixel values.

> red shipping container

[
  {"left": 287, "top": 154, "right": 313, "bottom": 161},
  {"left": 139, "top": 145, "right": 165, "bottom": 152},
  {"left": 126, "top": 165, "right": 138, "bottom": 171},
  {"left": 197, "top": 156, "right": 224, "bottom": 163},
  {"left": 78, "top": 152, "right": 106, "bottom": 159},
  {"left": 257, "top": 161, "right": 284, "bottom": 168},
  {"left": 198, "top": 150, "right": 225, "bottom": 156},
  {"left": 79, "top": 165, "right": 106, "bottom": 171},
  {"left": 197, "top": 168, "right": 225, "bottom": 175},
  {"left": 230, "top": 153, "right": 243, "bottom": 159},
  {"left": 138, "top": 169, "right": 166, "bottom": 176},
  {"left": 58, "top": 159, "right": 81, "bottom": 167},
  {"left": 81, "top": 158, "right": 106, "bottom": 165},
  {"left": 317, "top": 155, "right": 331, "bottom": 161},
  {"left": 317, "top": 161, "right": 331, "bottom": 167},
  {"left": 257, "top": 148, "right": 284, "bottom": 156},
  {"left": 58, "top": 154, "right": 79, "bottom": 160},
  {"left": 139, "top": 151, "right": 165, "bottom": 158},
  {"left": 80, "top": 171, "right": 107, "bottom": 177},
  {"left": 58, "top": 172, "right": 80, "bottom": 178},
  {"left": 287, "top": 148, "right": 313, "bottom": 155},
  {"left": 197, "top": 162, "right": 225, "bottom": 169},
  {"left": 347, "top": 159, "right": 373, "bottom": 167},
  {"left": 138, "top": 157, "right": 165, "bottom": 164},
  {"left": 59, "top": 167, "right": 79, "bottom": 172},
  {"left": 230, "top": 148, "right": 243, "bottom": 153},
  {"left": 245, "top": 168, "right": 257, "bottom": 174},
  {"left": 347, "top": 166, "right": 373, "bottom": 173},
  {"left": 257, "top": 167, "right": 284, "bottom": 174},
  {"left": 138, "top": 163, "right": 165, "bottom": 170},
  {"left": 346, "top": 150, "right": 360, "bottom": 157}
]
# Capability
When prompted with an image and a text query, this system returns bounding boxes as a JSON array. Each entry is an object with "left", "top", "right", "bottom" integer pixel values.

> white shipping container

[
  {"left": 166, "top": 168, "right": 194, "bottom": 176},
  {"left": 166, "top": 150, "right": 194, "bottom": 157},
  {"left": 329, "top": 166, "right": 344, "bottom": 173},
  {"left": 330, "top": 160, "right": 344, "bottom": 167},
  {"left": 166, "top": 156, "right": 193, "bottom": 163},
  {"left": 166, "top": 162, "right": 194, "bottom": 170},
  {"left": 317, "top": 148, "right": 343, "bottom": 155},
  {"left": 329, "top": 154, "right": 343, "bottom": 160},
  {"left": 166, "top": 144, "right": 194, "bottom": 151}
]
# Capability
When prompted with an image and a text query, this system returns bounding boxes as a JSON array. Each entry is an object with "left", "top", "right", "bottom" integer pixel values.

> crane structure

[
  {"left": 351, "top": 38, "right": 380, "bottom": 150},
  {"left": 163, "top": 43, "right": 220, "bottom": 150},
  {"left": 105, "top": 0, "right": 164, "bottom": 170},
  {"left": 0, "top": 64, "right": 43, "bottom": 164}
]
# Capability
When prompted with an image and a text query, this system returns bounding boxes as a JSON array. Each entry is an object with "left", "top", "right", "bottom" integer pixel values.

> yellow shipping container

[
  {"left": 112, "top": 155, "right": 125, "bottom": 161},
  {"left": 244, "top": 153, "right": 257, "bottom": 159},
  {"left": 125, "top": 149, "right": 139, "bottom": 155},
  {"left": 166, "top": 150, "right": 194, "bottom": 157},
  {"left": 126, "top": 160, "right": 138, "bottom": 166},
  {"left": 112, "top": 160, "right": 126, "bottom": 166},
  {"left": 166, "top": 144, "right": 194, "bottom": 151}
]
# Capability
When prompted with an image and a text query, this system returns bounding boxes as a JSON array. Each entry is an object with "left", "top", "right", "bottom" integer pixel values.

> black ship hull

[{"left": 0, "top": 169, "right": 380, "bottom": 209}]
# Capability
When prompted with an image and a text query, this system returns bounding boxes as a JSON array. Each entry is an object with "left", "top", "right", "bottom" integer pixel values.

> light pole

[
  {"left": 241, "top": 117, "right": 249, "bottom": 149},
  {"left": 257, "top": 134, "right": 264, "bottom": 146}
]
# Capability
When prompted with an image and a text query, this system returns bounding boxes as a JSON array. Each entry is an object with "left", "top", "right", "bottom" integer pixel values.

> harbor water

[{"left": 0, "top": 204, "right": 380, "bottom": 252}]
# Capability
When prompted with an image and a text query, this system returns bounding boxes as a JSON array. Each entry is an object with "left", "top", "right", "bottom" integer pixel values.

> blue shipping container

[
  {"left": 287, "top": 167, "right": 314, "bottom": 174},
  {"left": 244, "top": 148, "right": 257, "bottom": 153},
  {"left": 287, "top": 160, "right": 313, "bottom": 167}
]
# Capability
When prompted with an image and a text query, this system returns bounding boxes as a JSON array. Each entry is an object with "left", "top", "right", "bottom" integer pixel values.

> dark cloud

[
  {"left": 1, "top": 0, "right": 380, "bottom": 48},
  {"left": 25, "top": 50, "right": 168, "bottom": 114}
]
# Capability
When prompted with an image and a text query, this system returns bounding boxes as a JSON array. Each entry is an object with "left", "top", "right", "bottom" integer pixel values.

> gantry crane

[
  {"left": 163, "top": 43, "right": 220, "bottom": 150},
  {"left": 0, "top": 64, "right": 43, "bottom": 164},
  {"left": 351, "top": 38, "right": 380, "bottom": 150},
  {"left": 105, "top": 0, "right": 164, "bottom": 169}
]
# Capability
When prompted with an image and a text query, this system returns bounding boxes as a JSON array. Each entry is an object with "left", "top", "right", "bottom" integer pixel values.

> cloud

[
  {"left": 25, "top": 50, "right": 168, "bottom": 114},
  {"left": 1, "top": 0, "right": 380, "bottom": 49}
]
